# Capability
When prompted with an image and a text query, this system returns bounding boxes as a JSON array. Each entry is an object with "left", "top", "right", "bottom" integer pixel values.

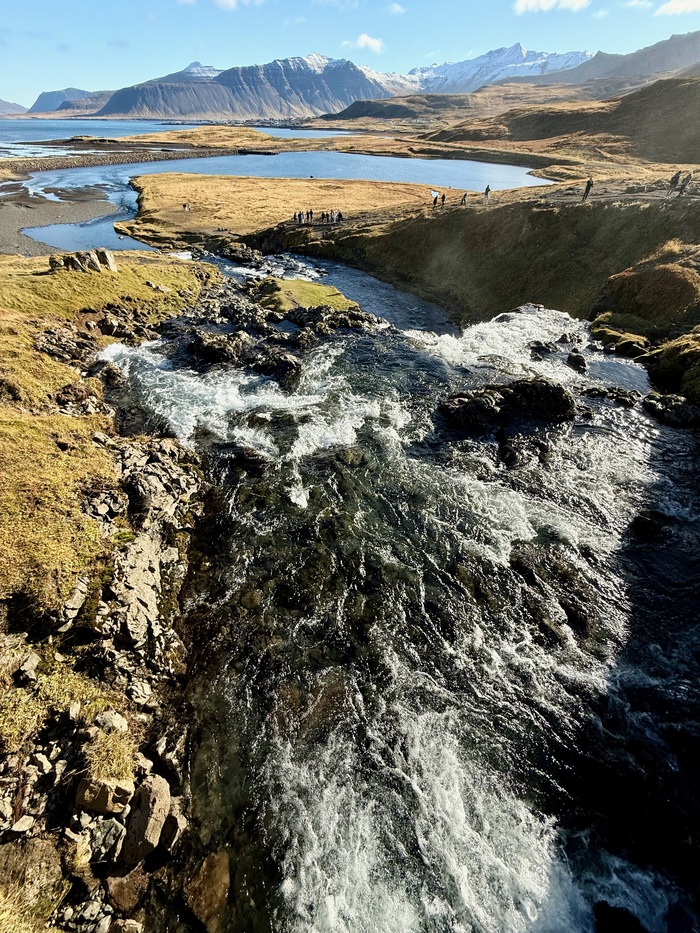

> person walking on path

[
  {"left": 483, "top": 185, "right": 491, "bottom": 205},
  {"left": 441, "top": 193, "right": 446, "bottom": 207},
  {"left": 460, "top": 192, "right": 467, "bottom": 205},
  {"left": 433, "top": 194, "right": 439, "bottom": 208},
  {"left": 677, "top": 173, "right": 693, "bottom": 197},
  {"left": 666, "top": 171, "right": 682, "bottom": 197},
  {"left": 581, "top": 177, "right": 593, "bottom": 202}
]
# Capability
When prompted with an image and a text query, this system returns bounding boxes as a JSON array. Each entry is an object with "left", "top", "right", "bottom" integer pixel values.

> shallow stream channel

[{"left": 97, "top": 248, "right": 700, "bottom": 933}]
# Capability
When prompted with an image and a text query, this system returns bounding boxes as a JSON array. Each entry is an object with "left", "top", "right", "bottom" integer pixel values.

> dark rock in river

[
  {"left": 566, "top": 349, "right": 588, "bottom": 373},
  {"left": 440, "top": 378, "right": 576, "bottom": 435},
  {"left": 581, "top": 386, "right": 640, "bottom": 408},
  {"left": 250, "top": 349, "right": 303, "bottom": 390},
  {"left": 642, "top": 391, "right": 700, "bottom": 427},
  {"left": 593, "top": 901, "right": 649, "bottom": 933}
]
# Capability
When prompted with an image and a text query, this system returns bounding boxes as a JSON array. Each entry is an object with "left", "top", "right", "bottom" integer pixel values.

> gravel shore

[
  {"left": 0, "top": 191, "right": 117, "bottom": 256},
  {"left": 0, "top": 146, "right": 258, "bottom": 182}
]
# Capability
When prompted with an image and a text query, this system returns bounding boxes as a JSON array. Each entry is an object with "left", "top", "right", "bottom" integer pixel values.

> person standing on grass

[
  {"left": 460, "top": 192, "right": 467, "bottom": 205},
  {"left": 483, "top": 185, "right": 491, "bottom": 205},
  {"left": 581, "top": 177, "right": 593, "bottom": 202}
]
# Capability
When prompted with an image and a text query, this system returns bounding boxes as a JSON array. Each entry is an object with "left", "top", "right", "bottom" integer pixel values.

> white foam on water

[
  {"left": 101, "top": 341, "right": 327, "bottom": 446},
  {"left": 266, "top": 694, "right": 591, "bottom": 933}
]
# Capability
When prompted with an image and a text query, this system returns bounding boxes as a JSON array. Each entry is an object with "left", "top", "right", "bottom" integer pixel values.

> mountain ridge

[
  {"left": 22, "top": 45, "right": 594, "bottom": 120},
  {"left": 15, "top": 32, "right": 700, "bottom": 121}
]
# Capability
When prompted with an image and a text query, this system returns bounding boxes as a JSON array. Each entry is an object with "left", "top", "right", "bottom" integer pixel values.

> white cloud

[
  {"left": 515, "top": 0, "right": 590, "bottom": 11},
  {"left": 592, "top": 7, "right": 609, "bottom": 15},
  {"left": 655, "top": 0, "right": 700, "bottom": 11},
  {"left": 387, "top": 2, "right": 406, "bottom": 12},
  {"left": 342, "top": 33, "right": 385, "bottom": 52},
  {"left": 357, "top": 33, "right": 385, "bottom": 52},
  {"left": 213, "top": 0, "right": 263, "bottom": 8},
  {"left": 626, "top": 0, "right": 653, "bottom": 6},
  {"left": 314, "top": 0, "right": 359, "bottom": 9}
]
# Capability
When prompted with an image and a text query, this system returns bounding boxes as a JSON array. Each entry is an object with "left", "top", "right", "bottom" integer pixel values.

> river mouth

[{"left": 100, "top": 255, "right": 700, "bottom": 933}]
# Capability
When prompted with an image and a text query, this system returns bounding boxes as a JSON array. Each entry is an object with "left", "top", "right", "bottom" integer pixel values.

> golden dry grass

[
  {"left": 0, "top": 884, "right": 51, "bottom": 933},
  {"left": 0, "top": 653, "right": 117, "bottom": 754},
  {"left": 0, "top": 252, "right": 218, "bottom": 613},
  {"left": 251, "top": 277, "right": 357, "bottom": 313},
  {"left": 86, "top": 728, "right": 137, "bottom": 783},
  {"left": 0, "top": 412, "right": 113, "bottom": 608},
  {"left": 117, "top": 173, "right": 435, "bottom": 244}
]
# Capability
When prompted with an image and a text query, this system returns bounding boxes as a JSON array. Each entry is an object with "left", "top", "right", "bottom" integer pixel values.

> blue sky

[{"left": 2, "top": 0, "right": 700, "bottom": 107}]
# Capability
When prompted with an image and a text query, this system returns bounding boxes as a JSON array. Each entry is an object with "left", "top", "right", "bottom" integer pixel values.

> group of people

[
  {"left": 666, "top": 170, "right": 693, "bottom": 197},
  {"left": 293, "top": 209, "right": 343, "bottom": 225},
  {"left": 431, "top": 186, "right": 491, "bottom": 208}
]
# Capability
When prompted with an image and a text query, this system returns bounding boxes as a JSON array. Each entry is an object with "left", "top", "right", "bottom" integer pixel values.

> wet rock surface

[
  {"left": 439, "top": 378, "right": 577, "bottom": 435},
  {"left": 642, "top": 391, "right": 700, "bottom": 427}
]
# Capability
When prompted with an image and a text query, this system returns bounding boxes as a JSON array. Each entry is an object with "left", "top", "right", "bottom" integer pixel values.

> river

[{"left": 100, "top": 253, "right": 700, "bottom": 933}]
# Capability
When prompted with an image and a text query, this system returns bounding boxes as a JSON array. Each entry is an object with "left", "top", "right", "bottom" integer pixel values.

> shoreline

[{"left": 0, "top": 190, "right": 118, "bottom": 256}]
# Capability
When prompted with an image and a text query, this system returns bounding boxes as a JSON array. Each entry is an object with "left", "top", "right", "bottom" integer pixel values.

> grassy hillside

[
  {"left": 293, "top": 197, "right": 700, "bottom": 325},
  {"left": 429, "top": 77, "right": 700, "bottom": 164}
]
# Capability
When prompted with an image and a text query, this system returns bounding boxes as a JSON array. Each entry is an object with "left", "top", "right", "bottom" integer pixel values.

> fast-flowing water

[{"left": 102, "top": 257, "right": 700, "bottom": 933}]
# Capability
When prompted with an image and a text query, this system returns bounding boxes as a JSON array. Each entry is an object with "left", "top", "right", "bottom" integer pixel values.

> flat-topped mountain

[
  {"left": 97, "top": 54, "right": 416, "bottom": 119},
  {"left": 28, "top": 87, "right": 98, "bottom": 114}
]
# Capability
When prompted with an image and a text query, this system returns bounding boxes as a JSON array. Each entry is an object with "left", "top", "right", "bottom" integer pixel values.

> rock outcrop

[{"left": 440, "top": 378, "right": 576, "bottom": 434}]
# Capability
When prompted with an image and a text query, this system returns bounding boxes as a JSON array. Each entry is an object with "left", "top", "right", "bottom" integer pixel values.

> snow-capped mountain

[
  {"left": 26, "top": 46, "right": 594, "bottom": 120},
  {"left": 410, "top": 43, "right": 594, "bottom": 93}
]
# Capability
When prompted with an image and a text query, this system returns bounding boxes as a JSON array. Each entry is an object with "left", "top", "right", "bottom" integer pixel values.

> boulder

[
  {"left": 79, "top": 250, "right": 102, "bottom": 273},
  {"left": 96, "top": 248, "right": 118, "bottom": 272},
  {"left": 160, "top": 797, "right": 187, "bottom": 853},
  {"left": 95, "top": 709, "right": 129, "bottom": 734},
  {"left": 14, "top": 651, "right": 41, "bottom": 685},
  {"left": 251, "top": 350, "right": 303, "bottom": 390},
  {"left": 642, "top": 392, "right": 700, "bottom": 428},
  {"left": 10, "top": 815, "right": 35, "bottom": 833},
  {"left": 106, "top": 865, "right": 149, "bottom": 913},
  {"left": 566, "top": 350, "right": 588, "bottom": 373},
  {"left": 120, "top": 774, "right": 171, "bottom": 866},
  {"left": 185, "top": 850, "right": 230, "bottom": 933},
  {"left": 440, "top": 379, "right": 575, "bottom": 434},
  {"left": 76, "top": 777, "right": 135, "bottom": 815},
  {"left": 110, "top": 921, "right": 144, "bottom": 933},
  {"left": 90, "top": 818, "right": 126, "bottom": 862}
]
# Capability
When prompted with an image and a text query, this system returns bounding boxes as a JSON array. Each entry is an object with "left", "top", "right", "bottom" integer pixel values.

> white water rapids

[{"left": 101, "top": 263, "right": 698, "bottom": 933}]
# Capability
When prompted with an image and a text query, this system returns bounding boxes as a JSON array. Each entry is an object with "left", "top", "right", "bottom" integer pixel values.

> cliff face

[
  {"left": 98, "top": 81, "right": 240, "bottom": 119},
  {"left": 98, "top": 55, "right": 409, "bottom": 119},
  {"left": 213, "top": 57, "right": 400, "bottom": 118},
  {"left": 28, "top": 88, "right": 95, "bottom": 113}
]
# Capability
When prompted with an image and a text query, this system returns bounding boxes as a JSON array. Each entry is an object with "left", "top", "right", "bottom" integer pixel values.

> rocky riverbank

[
  {"left": 0, "top": 247, "right": 388, "bottom": 932},
  {"left": 0, "top": 251, "right": 218, "bottom": 932}
]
